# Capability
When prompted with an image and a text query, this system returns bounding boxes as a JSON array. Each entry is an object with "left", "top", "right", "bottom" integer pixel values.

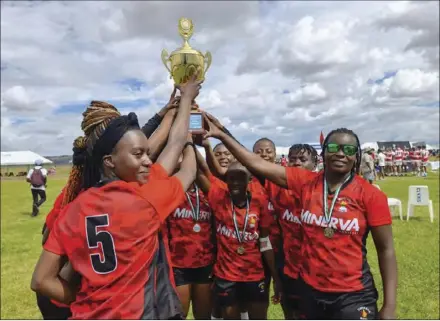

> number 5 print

[{"left": 85, "top": 214, "right": 117, "bottom": 274}]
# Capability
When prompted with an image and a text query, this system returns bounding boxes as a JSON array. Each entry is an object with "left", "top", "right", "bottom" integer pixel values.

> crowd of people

[
  {"left": 359, "top": 146, "right": 432, "bottom": 184},
  {"left": 30, "top": 75, "right": 397, "bottom": 320}
]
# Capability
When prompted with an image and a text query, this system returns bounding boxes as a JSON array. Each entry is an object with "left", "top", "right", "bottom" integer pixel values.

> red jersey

[
  {"left": 422, "top": 150, "right": 429, "bottom": 162},
  {"left": 285, "top": 167, "right": 392, "bottom": 293},
  {"left": 414, "top": 150, "right": 422, "bottom": 160},
  {"left": 409, "top": 151, "right": 415, "bottom": 160},
  {"left": 280, "top": 158, "right": 288, "bottom": 167},
  {"left": 403, "top": 150, "right": 409, "bottom": 160},
  {"left": 44, "top": 164, "right": 185, "bottom": 319},
  {"left": 208, "top": 176, "right": 271, "bottom": 282},
  {"left": 394, "top": 149, "right": 403, "bottom": 160},
  {"left": 266, "top": 180, "right": 311, "bottom": 279},
  {"left": 167, "top": 188, "right": 215, "bottom": 268},
  {"left": 249, "top": 178, "right": 281, "bottom": 253},
  {"left": 385, "top": 151, "right": 393, "bottom": 162},
  {"left": 45, "top": 188, "right": 66, "bottom": 230}
]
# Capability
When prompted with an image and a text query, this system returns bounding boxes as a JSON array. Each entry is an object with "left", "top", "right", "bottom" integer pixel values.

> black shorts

[
  {"left": 173, "top": 265, "right": 213, "bottom": 287},
  {"left": 282, "top": 276, "right": 301, "bottom": 310},
  {"left": 298, "top": 278, "right": 378, "bottom": 320},
  {"left": 213, "top": 277, "right": 268, "bottom": 307},
  {"left": 36, "top": 293, "right": 71, "bottom": 320}
]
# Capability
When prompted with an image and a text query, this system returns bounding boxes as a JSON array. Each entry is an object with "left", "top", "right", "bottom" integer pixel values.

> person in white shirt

[
  {"left": 377, "top": 149, "right": 386, "bottom": 180},
  {"left": 26, "top": 159, "right": 48, "bottom": 217}
]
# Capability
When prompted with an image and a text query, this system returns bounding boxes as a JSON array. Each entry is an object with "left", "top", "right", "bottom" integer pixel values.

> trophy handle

[
  {"left": 161, "top": 49, "right": 172, "bottom": 74},
  {"left": 204, "top": 51, "right": 212, "bottom": 75}
]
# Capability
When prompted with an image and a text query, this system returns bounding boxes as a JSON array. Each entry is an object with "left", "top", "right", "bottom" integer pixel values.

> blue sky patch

[
  {"left": 368, "top": 70, "right": 397, "bottom": 85},
  {"left": 11, "top": 117, "right": 33, "bottom": 125},
  {"left": 117, "top": 78, "right": 146, "bottom": 92},
  {"left": 54, "top": 98, "right": 151, "bottom": 114},
  {"left": 413, "top": 101, "right": 440, "bottom": 108}
]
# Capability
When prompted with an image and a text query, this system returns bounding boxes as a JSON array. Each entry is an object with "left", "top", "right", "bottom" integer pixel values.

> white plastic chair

[
  {"left": 373, "top": 184, "right": 381, "bottom": 190},
  {"left": 407, "top": 185, "right": 434, "bottom": 222},
  {"left": 388, "top": 198, "right": 403, "bottom": 220}
]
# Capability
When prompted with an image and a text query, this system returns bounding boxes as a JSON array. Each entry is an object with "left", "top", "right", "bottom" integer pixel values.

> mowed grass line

[{"left": 1, "top": 170, "right": 439, "bottom": 319}]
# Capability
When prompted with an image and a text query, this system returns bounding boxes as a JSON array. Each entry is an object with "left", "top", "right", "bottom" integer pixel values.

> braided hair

[
  {"left": 288, "top": 143, "right": 318, "bottom": 166},
  {"left": 62, "top": 101, "right": 121, "bottom": 206},
  {"left": 320, "top": 128, "right": 362, "bottom": 175}
]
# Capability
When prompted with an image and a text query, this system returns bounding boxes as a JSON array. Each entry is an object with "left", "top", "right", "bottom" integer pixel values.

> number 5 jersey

[{"left": 44, "top": 164, "right": 185, "bottom": 319}]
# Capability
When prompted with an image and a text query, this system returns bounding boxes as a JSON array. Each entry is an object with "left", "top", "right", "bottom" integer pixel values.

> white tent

[
  {"left": 1, "top": 151, "right": 53, "bottom": 166},
  {"left": 361, "top": 142, "right": 379, "bottom": 151}
]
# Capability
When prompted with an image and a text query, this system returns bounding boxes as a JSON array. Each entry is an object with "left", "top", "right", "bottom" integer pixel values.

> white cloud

[{"left": 1, "top": 0, "right": 439, "bottom": 156}]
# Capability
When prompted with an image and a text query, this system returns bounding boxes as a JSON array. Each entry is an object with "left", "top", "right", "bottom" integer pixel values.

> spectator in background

[
  {"left": 360, "top": 148, "right": 375, "bottom": 184},
  {"left": 280, "top": 154, "right": 287, "bottom": 167},
  {"left": 377, "top": 149, "right": 386, "bottom": 180},
  {"left": 26, "top": 159, "right": 48, "bottom": 217}
]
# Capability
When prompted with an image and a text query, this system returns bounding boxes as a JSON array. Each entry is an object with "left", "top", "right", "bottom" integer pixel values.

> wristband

[
  {"left": 183, "top": 142, "right": 195, "bottom": 150},
  {"left": 259, "top": 236, "right": 273, "bottom": 252}
]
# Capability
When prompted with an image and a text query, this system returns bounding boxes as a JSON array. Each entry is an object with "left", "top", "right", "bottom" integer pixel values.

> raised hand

[
  {"left": 158, "top": 88, "right": 180, "bottom": 117},
  {"left": 176, "top": 71, "right": 203, "bottom": 101},
  {"left": 202, "top": 113, "right": 223, "bottom": 139}
]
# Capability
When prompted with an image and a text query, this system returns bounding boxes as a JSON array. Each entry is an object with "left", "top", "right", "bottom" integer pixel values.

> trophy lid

[{"left": 170, "top": 17, "right": 204, "bottom": 56}]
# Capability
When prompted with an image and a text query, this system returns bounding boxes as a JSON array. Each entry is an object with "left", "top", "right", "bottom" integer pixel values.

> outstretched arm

[
  {"left": 156, "top": 74, "right": 203, "bottom": 175},
  {"left": 147, "top": 109, "right": 177, "bottom": 162},
  {"left": 204, "top": 114, "right": 288, "bottom": 188},
  {"left": 194, "top": 147, "right": 211, "bottom": 194},
  {"left": 142, "top": 89, "right": 180, "bottom": 138},
  {"left": 173, "top": 138, "right": 197, "bottom": 192}
]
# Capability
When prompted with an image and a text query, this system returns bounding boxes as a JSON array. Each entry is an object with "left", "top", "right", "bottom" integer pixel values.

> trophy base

[{"left": 189, "top": 112, "right": 205, "bottom": 135}]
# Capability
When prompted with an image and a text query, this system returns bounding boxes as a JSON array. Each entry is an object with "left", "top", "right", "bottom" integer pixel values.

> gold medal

[
  {"left": 324, "top": 227, "right": 335, "bottom": 238},
  {"left": 237, "top": 246, "right": 245, "bottom": 255}
]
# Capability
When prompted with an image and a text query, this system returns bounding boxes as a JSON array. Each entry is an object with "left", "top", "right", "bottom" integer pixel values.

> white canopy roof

[
  {"left": 1, "top": 151, "right": 53, "bottom": 166},
  {"left": 361, "top": 142, "right": 379, "bottom": 151}
]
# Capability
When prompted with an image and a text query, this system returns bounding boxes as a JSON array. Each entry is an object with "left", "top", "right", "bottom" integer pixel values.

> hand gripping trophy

[{"left": 161, "top": 18, "right": 212, "bottom": 135}]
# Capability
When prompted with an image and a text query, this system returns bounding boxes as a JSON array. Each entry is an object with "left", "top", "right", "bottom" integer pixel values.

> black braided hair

[
  {"left": 289, "top": 144, "right": 318, "bottom": 165},
  {"left": 252, "top": 137, "right": 275, "bottom": 151},
  {"left": 321, "top": 128, "right": 362, "bottom": 175}
]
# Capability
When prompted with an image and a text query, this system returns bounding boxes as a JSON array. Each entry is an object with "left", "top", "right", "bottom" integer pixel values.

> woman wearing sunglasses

[{"left": 202, "top": 117, "right": 397, "bottom": 320}]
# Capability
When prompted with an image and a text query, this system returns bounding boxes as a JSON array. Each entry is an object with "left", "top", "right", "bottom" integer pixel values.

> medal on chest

[
  {"left": 186, "top": 185, "right": 201, "bottom": 233},
  {"left": 323, "top": 175, "right": 351, "bottom": 238},
  {"left": 231, "top": 198, "right": 249, "bottom": 255}
]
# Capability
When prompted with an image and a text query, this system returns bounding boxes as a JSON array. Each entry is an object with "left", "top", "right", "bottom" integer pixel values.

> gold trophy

[{"left": 161, "top": 18, "right": 212, "bottom": 134}]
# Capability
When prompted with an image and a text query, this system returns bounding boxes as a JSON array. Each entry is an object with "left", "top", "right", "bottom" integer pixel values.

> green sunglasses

[{"left": 325, "top": 143, "right": 358, "bottom": 156}]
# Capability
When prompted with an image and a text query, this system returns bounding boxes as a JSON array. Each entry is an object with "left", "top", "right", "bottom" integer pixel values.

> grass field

[{"left": 1, "top": 166, "right": 439, "bottom": 319}]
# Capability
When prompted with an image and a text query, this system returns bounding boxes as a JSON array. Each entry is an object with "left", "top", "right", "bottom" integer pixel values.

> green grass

[{"left": 1, "top": 168, "right": 439, "bottom": 319}]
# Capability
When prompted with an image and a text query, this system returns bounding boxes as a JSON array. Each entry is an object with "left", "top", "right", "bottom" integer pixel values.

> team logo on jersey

[
  {"left": 258, "top": 281, "right": 265, "bottom": 293},
  {"left": 248, "top": 214, "right": 258, "bottom": 228},
  {"left": 357, "top": 306, "right": 371, "bottom": 320},
  {"left": 338, "top": 200, "right": 348, "bottom": 213}
]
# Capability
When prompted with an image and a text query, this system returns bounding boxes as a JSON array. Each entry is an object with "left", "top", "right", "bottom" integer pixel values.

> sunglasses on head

[{"left": 325, "top": 143, "right": 358, "bottom": 156}]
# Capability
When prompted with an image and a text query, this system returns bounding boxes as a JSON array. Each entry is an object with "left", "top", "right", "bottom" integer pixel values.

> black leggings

[
  {"left": 36, "top": 293, "right": 71, "bottom": 320},
  {"left": 32, "top": 189, "right": 46, "bottom": 207}
]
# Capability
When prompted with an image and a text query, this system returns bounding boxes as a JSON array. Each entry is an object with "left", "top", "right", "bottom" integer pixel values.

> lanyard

[
  {"left": 323, "top": 174, "right": 351, "bottom": 224},
  {"left": 185, "top": 185, "right": 200, "bottom": 222},
  {"left": 231, "top": 198, "right": 249, "bottom": 244}
]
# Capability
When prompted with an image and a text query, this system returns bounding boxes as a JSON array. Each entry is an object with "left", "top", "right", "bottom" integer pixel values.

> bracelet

[{"left": 183, "top": 142, "right": 195, "bottom": 150}]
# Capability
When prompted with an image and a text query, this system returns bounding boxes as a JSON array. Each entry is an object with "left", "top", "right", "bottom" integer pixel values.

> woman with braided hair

[
  {"left": 203, "top": 118, "right": 397, "bottom": 320},
  {"left": 31, "top": 74, "right": 202, "bottom": 320}
]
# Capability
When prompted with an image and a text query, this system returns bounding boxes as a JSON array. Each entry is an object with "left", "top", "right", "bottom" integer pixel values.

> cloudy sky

[{"left": 1, "top": 1, "right": 439, "bottom": 156}]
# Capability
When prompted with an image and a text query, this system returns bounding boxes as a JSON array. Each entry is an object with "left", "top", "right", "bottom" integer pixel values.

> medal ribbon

[
  {"left": 323, "top": 174, "right": 351, "bottom": 225},
  {"left": 185, "top": 185, "right": 200, "bottom": 222},
  {"left": 231, "top": 198, "right": 249, "bottom": 244}
]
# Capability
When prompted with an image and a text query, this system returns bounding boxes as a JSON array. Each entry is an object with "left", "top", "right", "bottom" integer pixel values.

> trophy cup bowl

[{"left": 161, "top": 18, "right": 212, "bottom": 86}]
